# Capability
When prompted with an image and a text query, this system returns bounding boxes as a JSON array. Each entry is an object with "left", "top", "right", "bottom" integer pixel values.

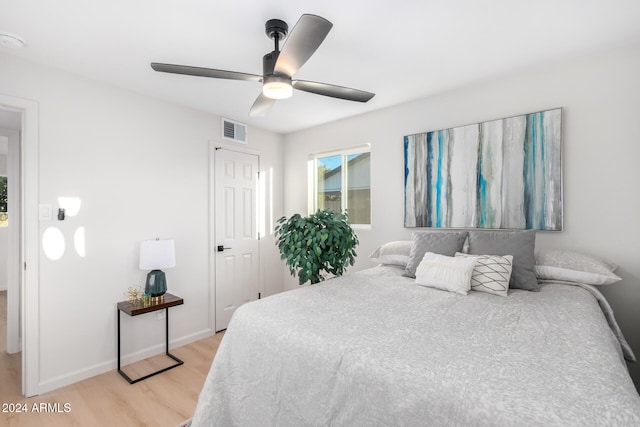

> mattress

[{"left": 192, "top": 265, "right": 640, "bottom": 426}]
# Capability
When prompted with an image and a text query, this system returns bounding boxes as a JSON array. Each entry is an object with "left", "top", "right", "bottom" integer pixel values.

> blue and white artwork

[{"left": 404, "top": 108, "right": 562, "bottom": 231}]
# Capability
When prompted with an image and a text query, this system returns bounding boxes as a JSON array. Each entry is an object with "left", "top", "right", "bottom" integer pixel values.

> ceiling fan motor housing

[
  {"left": 263, "top": 51, "right": 278, "bottom": 76},
  {"left": 262, "top": 50, "right": 292, "bottom": 99}
]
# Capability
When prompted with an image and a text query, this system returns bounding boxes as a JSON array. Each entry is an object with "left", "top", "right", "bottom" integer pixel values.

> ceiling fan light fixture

[{"left": 263, "top": 75, "right": 293, "bottom": 99}]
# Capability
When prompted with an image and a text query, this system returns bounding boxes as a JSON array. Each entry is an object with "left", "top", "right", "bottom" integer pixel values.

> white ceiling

[{"left": 1, "top": 0, "right": 639, "bottom": 134}]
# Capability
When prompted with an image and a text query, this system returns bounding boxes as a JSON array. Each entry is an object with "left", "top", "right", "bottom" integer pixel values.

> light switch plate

[{"left": 39, "top": 204, "right": 52, "bottom": 221}]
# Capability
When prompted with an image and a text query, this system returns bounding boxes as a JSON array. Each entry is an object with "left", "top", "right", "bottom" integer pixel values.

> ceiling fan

[{"left": 151, "top": 14, "right": 375, "bottom": 117}]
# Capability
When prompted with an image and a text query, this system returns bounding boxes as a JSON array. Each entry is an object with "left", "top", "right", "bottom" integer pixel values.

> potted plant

[{"left": 274, "top": 209, "right": 359, "bottom": 285}]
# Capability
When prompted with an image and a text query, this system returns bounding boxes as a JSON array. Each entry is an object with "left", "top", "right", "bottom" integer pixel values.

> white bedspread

[{"left": 192, "top": 265, "right": 640, "bottom": 426}]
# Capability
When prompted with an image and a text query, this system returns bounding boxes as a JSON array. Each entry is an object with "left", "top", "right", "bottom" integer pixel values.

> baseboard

[{"left": 37, "top": 328, "right": 215, "bottom": 394}]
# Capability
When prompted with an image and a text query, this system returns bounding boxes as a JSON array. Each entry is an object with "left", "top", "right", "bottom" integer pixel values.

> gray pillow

[
  {"left": 402, "top": 231, "right": 468, "bottom": 278},
  {"left": 468, "top": 230, "right": 539, "bottom": 291}
]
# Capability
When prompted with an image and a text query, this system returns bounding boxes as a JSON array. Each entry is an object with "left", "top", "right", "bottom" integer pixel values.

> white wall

[
  {"left": 283, "top": 45, "right": 640, "bottom": 387},
  {"left": 0, "top": 53, "right": 284, "bottom": 393}
]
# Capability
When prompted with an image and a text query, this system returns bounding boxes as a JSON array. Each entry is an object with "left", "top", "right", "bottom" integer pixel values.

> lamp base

[{"left": 145, "top": 270, "right": 167, "bottom": 298}]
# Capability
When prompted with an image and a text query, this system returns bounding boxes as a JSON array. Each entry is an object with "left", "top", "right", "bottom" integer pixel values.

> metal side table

[{"left": 117, "top": 293, "right": 184, "bottom": 384}]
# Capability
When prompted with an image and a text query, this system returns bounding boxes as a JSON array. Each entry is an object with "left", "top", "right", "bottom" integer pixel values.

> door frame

[
  {"left": 208, "top": 141, "right": 263, "bottom": 333},
  {"left": 0, "top": 94, "right": 39, "bottom": 397}
]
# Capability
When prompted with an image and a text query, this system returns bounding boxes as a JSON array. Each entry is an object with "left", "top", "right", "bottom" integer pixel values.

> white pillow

[
  {"left": 455, "top": 252, "right": 513, "bottom": 297},
  {"left": 535, "top": 249, "right": 621, "bottom": 285},
  {"left": 415, "top": 252, "right": 477, "bottom": 295},
  {"left": 369, "top": 241, "right": 412, "bottom": 267}
]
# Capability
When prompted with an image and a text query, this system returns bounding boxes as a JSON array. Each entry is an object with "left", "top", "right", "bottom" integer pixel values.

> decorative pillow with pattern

[
  {"left": 415, "top": 252, "right": 477, "bottom": 295},
  {"left": 456, "top": 252, "right": 513, "bottom": 297},
  {"left": 468, "top": 230, "right": 539, "bottom": 291}
]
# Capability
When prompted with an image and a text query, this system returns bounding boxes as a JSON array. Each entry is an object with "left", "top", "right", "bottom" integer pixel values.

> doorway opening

[
  {"left": 0, "top": 107, "right": 23, "bottom": 397},
  {"left": 0, "top": 93, "right": 39, "bottom": 397}
]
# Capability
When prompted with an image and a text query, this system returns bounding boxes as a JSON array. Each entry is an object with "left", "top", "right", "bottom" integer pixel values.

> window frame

[{"left": 308, "top": 144, "right": 371, "bottom": 230}]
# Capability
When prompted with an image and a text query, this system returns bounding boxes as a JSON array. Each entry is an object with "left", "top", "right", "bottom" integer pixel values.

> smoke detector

[{"left": 0, "top": 33, "right": 25, "bottom": 49}]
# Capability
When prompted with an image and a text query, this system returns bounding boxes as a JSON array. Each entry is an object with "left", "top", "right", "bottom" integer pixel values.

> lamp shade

[{"left": 139, "top": 239, "right": 176, "bottom": 270}]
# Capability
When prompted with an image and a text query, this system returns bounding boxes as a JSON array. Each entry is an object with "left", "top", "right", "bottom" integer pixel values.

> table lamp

[{"left": 139, "top": 238, "right": 176, "bottom": 304}]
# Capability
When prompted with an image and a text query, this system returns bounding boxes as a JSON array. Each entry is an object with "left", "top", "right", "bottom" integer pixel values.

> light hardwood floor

[{"left": 0, "top": 292, "right": 224, "bottom": 427}]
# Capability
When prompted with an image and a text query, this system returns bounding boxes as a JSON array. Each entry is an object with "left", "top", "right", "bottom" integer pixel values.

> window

[{"left": 310, "top": 145, "right": 371, "bottom": 227}]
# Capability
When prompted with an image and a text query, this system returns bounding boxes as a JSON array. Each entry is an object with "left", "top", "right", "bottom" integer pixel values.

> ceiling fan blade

[
  {"left": 151, "top": 62, "right": 262, "bottom": 82},
  {"left": 249, "top": 93, "right": 277, "bottom": 117},
  {"left": 274, "top": 14, "right": 332, "bottom": 76},
  {"left": 292, "top": 80, "right": 375, "bottom": 103}
]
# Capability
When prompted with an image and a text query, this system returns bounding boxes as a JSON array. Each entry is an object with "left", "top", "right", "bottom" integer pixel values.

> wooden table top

[{"left": 117, "top": 293, "right": 183, "bottom": 316}]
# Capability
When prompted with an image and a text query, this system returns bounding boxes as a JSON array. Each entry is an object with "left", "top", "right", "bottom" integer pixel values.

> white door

[{"left": 215, "top": 148, "right": 260, "bottom": 331}]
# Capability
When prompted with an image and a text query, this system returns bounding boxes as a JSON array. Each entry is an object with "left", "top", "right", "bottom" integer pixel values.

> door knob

[{"left": 217, "top": 245, "right": 232, "bottom": 252}]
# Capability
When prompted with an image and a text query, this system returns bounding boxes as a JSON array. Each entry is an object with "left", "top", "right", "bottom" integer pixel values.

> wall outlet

[{"left": 157, "top": 310, "right": 166, "bottom": 320}]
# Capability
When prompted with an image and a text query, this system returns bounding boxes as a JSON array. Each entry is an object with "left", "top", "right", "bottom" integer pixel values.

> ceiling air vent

[{"left": 222, "top": 118, "right": 247, "bottom": 144}]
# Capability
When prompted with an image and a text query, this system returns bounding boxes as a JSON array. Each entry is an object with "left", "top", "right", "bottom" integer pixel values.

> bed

[{"left": 192, "top": 233, "right": 640, "bottom": 426}]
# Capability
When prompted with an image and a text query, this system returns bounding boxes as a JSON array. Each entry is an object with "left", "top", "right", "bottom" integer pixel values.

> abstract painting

[{"left": 404, "top": 108, "right": 562, "bottom": 231}]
